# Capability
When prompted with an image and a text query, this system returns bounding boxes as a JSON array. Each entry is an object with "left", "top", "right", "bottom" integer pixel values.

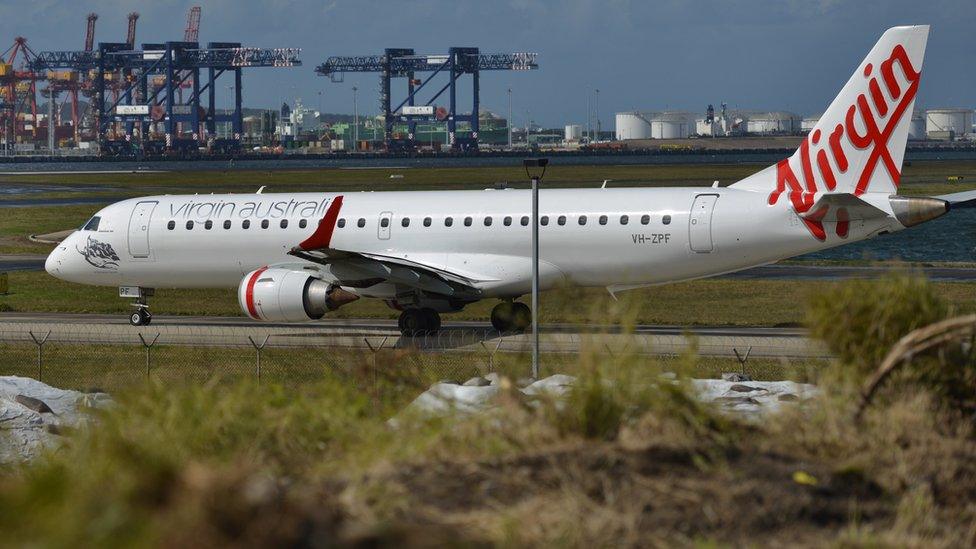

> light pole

[
  {"left": 352, "top": 85, "right": 359, "bottom": 148},
  {"left": 507, "top": 87, "right": 513, "bottom": 148},
  {"left": 586, "top": 92, "right": 591, "bottom": 142},
  {"left": 524, "top": 157, "right": 548, "bottom": 379},
  {"left": 594, "top": 88, "right": 600, "bottom": 142}
]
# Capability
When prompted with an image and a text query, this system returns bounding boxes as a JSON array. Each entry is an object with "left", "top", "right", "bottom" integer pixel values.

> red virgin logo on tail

[{"left": 769, "top": 44, "right": 921, "bottom": 241}]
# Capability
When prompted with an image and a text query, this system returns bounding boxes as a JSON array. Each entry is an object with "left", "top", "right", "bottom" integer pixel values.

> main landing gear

[
  {"left": 398, "top": 307, "right": 442, "bottom": 337},
  {"left": 121, "top": 286, "right": 155, "bottom": 326},
  {"left": 490, "top": 301, "right": 531, "bottom": 333}
]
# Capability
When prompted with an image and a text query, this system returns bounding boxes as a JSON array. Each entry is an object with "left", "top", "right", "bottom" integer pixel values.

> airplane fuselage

[{"left": 46, "top": 186, "right": 901, "bottom": 299}]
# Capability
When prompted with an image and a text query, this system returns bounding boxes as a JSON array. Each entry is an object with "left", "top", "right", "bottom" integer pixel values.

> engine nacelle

[{"left": 239, "top": 267, "right": 356, "bottom": 322}]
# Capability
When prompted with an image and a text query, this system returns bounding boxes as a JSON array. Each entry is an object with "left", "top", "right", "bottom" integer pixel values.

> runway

[{"left": 0, "top": 312, "right": 826, "bottom": 359}]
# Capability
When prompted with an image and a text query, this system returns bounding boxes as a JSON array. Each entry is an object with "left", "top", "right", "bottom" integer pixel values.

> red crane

[
  {"left": 0, "top": 37, "right": 42, "bottom": 142},
  {"left": 84, "top": 13, "right": 98, "bottom": 53},
  {"left": 184, "top": 6, "right": 201, "bottom": 42},
  {"left": 126, "top": 12, "right": 139, "bottom": 49}
]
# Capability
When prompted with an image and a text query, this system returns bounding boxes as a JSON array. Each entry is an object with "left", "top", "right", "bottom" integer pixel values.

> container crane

[
  {"left": 0, "top": 37, "right": 43, "bottom": 144},
  {"left": 316, "top": 48, "right": 538, "bottom": 152}
]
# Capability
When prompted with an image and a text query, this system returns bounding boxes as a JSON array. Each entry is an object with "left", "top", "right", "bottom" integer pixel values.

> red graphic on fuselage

[{"left": 768, "top": 44, "right": 920, "bottom": 241}]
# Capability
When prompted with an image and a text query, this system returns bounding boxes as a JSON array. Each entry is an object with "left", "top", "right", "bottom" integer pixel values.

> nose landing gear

[
  {"left": 397, "top": 307, "right": 441, "bottom": 337},
  {"left": 120, "top": 286, "right": 155, "bottom": 326}
]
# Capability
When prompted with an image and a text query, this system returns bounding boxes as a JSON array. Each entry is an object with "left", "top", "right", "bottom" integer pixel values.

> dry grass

[{"left": 1, "top": 274, "right": 976, "bottom": 546}]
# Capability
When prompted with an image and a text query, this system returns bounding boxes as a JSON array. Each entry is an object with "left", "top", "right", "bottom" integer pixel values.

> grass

[
  {"left": 1, "top": 274, "right": 976, "bottom": 545},
  {"left": 4, "top": 269, "right": 976, "bottom": 326},
  {"left": 0, "top": 160, "right": 973, "bottom": 199}
]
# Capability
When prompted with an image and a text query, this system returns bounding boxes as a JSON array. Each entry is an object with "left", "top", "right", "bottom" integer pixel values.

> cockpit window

[{"left": 82, "top": 216, "right": 101, "bottom": 231}]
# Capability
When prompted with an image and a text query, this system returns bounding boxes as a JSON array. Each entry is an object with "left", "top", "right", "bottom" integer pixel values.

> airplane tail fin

[{"left": 732, "top": 25, "right": 929, "bottom": 199}]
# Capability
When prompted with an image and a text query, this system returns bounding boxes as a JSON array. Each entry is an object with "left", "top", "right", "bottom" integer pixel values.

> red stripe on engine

[
  {"left": 245, "top": 266, "right": 268, "bottom": 320},
  {"left": 298, "top": 196, "right": 344, "bottom": 251}
]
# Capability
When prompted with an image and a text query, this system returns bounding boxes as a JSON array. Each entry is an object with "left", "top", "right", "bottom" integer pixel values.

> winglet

[{"left": 297, "top": 196, "right": 344, "bottom": 251}]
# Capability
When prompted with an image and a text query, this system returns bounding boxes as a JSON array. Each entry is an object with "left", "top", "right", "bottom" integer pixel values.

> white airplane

[{"left": 46, "top": 26, "right": 975, "bottom": 335}]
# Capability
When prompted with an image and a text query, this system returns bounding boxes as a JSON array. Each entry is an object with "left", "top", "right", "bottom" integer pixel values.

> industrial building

[
  {"left": 615, "top": 111, "right": 696, "bottom": 140},
  {"left": 926, "top": 108, "right": 974, "bottom": 140}
]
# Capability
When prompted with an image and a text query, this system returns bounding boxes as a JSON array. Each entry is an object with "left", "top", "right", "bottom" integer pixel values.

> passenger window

[
  {"left": 205, "top": 220, "right": 213, "bottom": 230},
  {"left": 357, "top": 218, "right": 366, "bottom": 228},
  {"left": 620, "top": 215, "right": 629, "bottom": 225},
  {"left": 280, "top": 219, "right": 288, "bottom": 229},
  {"left": 186, "top": 221, "right": 194, "bottom": 230},
  {"left": 464, "top": 217, "right": 472, "bottom": 227},
  {"left": 599, "top": 215, "right": 608, "bottom": 225},
  {"left": 503, "top": 216, "right": 512, "bottom": 226},
  {"left": 380, "top": 218, "right": 389, "bottom": 228},
  {"left": 82, "top": 216, "right": 101, "bottom": 231},
  {"left": 578, "top": 215, "right": 587, "bottom": 225},
  {"left": 167, "top": 220, "right": 175, "bottom": 230},
  {"left": 641, "top": 214, "right": 650, "bottom": 225},
  {"left": 445, "top": 217, "right": 454, "bottom": 227},
  {"left": 261, "top": 219, "right": 269, "bottom": 229},
  {"left": 663, "top": 215, "right": 672, "bottom": 225},
  {"left": 541, "top": 216, "right": 549, "bottom": 226},
  {"left": 521, "top": 216, "right": 529, "bottom": 226},
  {"left": 242, "top": 220, "right": 250, "bottom": 229},
  {"left": 338, "top": 218, "right": 346, "bottom": 228},
  {"left": 484, "top": 216, "right": 492, "bottom": 226},
  {"left": 401, "top": 218, "right": 409, "bottom": 227},
  {"left": 224, "top": 220, "right": 231, "bottom": 230},
  {"left": 299, "top": 219, "right": 307, "bottom": 229},
  {"left": 557, "top": 215, "right": 566, "bottom": 226},
  {"left": 424, "top": 217, "right": 432, "bottom": 227}
]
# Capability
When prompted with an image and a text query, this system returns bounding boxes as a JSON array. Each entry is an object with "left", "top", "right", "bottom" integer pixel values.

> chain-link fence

[{"left": 0, "top": 327, "right": 830, "bottom": 393}]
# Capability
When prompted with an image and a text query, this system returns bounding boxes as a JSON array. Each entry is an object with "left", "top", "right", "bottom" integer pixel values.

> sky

[{"left": 1, "top": 0, "right": 973, "bottom": 128}]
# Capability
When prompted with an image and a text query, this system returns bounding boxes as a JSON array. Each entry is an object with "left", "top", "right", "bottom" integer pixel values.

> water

[
  {"left": 0, "top": 149, "right": 974, "bottom": 173},
  {"left": 802, "top": 207, "right": 976, "bottom": 262}
]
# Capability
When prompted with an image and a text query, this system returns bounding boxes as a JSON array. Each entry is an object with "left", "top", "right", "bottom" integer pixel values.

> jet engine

[{"left": 238, "top": 267, "right": 358, "bottom": 322}]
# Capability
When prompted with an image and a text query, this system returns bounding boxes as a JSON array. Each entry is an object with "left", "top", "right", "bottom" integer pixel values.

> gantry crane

[
  {"left": 0, "top": 37, "right": 43, "bottom": 145},
  {"left": 316, "top": 48, "right": 538, "bottom": 152}
]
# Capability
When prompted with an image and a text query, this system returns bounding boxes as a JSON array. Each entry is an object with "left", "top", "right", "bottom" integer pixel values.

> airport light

[{"left": 523, "top": 157, "right": 549, "bottom": 379}]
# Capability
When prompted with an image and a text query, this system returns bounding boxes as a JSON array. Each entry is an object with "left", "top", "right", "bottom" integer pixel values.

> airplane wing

[
  {"left": 936, "top": 189, "right": 976, "bottom": 209},
  {"left": 798, "top": 193, "right": 889, "bottom": 222},
  {"left": 288, "top": 246, "right": 483, "bottom": 298}
]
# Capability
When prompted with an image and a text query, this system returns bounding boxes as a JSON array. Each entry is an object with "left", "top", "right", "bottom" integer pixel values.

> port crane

[{"left": 316, "top": 48, "right": 537, "bottom": 152}]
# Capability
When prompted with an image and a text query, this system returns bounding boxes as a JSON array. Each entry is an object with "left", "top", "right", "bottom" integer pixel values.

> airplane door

[
  {"left": 378, "top": 211, "right": 393, "bottom": 240},
  {"left": 127, "top": 200, "right": 158, "bottom": 258},
  {"left": 689, "top": 194, "right": 718, "bottom": 253}
]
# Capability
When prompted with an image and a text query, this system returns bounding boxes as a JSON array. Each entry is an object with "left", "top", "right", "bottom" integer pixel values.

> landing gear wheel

[
  {"left": 398, "top": 308, "right": 425, "bottom": 337},
  {"left": 491, "top": 302, "right": 515, "bottom": 332},
  {"left": 420, "top": 308, "right": 441, "bottom": 334},
  {"left": 129, "top": 308, "right": 152, "bottom": 326},
  {"left": 511, "top": 302, "right": 531, "bottom": 332}
]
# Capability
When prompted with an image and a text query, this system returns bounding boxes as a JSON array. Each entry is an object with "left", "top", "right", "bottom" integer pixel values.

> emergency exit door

[
  {"left": 689, "top": 194, "right": 718, "bottom": 253},
  {"left": 127, "top": 201, "right": 158, "bottom": 258}
]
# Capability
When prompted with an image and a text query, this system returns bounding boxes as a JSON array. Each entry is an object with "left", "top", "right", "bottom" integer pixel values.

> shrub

[{"left": 806, "top": 272, "right": 948, "bottom": 379}]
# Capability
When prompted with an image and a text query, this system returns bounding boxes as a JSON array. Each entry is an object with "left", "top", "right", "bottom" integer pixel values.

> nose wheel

[
  {"left": 398, "top": 308, "right": 441, "bottom": 337},
  {"left": 490, "top": 301, "right": 531, "bottom": 333},
  {"left": 129, "top": 307, "right": 152, "bottom": 326}
]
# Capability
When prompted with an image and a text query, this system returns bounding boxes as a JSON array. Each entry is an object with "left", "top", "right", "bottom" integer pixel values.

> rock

[
  {"left": 484, "top": 373, "right": 501, "bottom": 385},
  {"left": 522, "top": 374, "right": 577, "bottom": 397},
  {"left": 721, "top": 373, "right": 753, "bottom": 382},
  {"left": 729, "top": 384, "right": 761, "bottom": 393},
  {"left": 516, "top": 377, "right": 535, "bottom": 388},
  {"left": 437, "top": 379, "right": 461, "bottom": 385},
  {"left": 713, "top": 396, "right": 761, "bottom": 405},
  {"left": 463, "top": 377, "right": 491, "bottom": 387},
  {"left": 15, "top": 394, "right": 53, "bottom": 414},
  {"left": 778, "top": 393, "right": 799, "bottom": 401}
]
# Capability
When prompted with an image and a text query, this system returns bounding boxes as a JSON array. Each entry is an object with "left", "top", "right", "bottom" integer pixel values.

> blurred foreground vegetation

[{"left": 1, "top": 273, "right": 976, "bottom": 546}]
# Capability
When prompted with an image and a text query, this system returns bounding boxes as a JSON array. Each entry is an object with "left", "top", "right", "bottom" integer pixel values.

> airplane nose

[{"left": 45, "top": 246, "right": 63, "bottom": 277}]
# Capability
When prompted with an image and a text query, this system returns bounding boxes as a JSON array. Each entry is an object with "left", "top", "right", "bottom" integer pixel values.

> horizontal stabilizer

[
  {"left": 936, "top": 189, "right": 976, "bottom": 209},
  {"left": 798, "top": 193, "right": 888, "bottom": 222}
]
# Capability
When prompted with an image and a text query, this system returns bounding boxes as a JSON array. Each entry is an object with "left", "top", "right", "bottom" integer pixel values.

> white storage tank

[
  {"left": 615, "top": 111, "right": 652, "bottom": 140},
  {"left": 650, "top": 111, "right": 693, "bottom": 139},
  {"left": 564, "top": 124, "right": 583, "bottom": 141},
  {"left": 801, "top": 115, "right": 820, "bottom": 133},
  {"left": 746, "top": 111, "right": 800, "bottom": 134},
  {"left": 926, "top": 108, "right": 973, "bottom": 138},
  {"left": 908, "top": 110, "right": 926, "bottom": 140}
]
